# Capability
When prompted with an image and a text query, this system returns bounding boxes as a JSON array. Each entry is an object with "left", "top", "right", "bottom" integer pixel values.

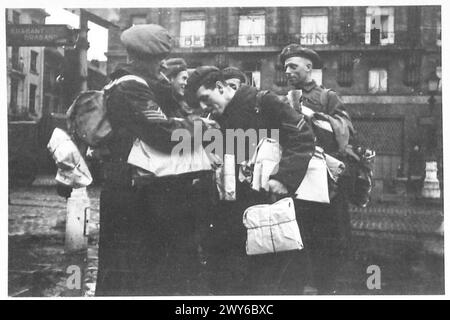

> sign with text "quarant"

[{"left": 6, "top": 24, "right": 79, "bottom": 47}]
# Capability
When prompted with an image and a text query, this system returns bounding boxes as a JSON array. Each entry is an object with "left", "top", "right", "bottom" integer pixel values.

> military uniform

[
  {"left": 290, "top": 82, "right": 354, "bottom": 291},
  {"left": 289, "top": 85, "right": 353, "bottom": 294},
  {"left": 206, "top": 85, "right": 316, "bottom": 294},
  {"left": 96, "top": 63, "right": 202, "bottom": 295},
  {"left": 96, "top": 25, "right": 205, "bottom": 296},
  {"left": 222, "top": 66, "right": 248, "bottom": 84},
  {"left": 280, "top": 44, "right": 354, "bottom": 294}
]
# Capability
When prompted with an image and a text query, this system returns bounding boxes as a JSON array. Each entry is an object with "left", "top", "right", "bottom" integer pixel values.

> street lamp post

[{"left": 421, "top": 71, "right": 441, "bottom": 199}]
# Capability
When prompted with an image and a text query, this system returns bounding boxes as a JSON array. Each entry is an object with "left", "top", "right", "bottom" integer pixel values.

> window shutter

[
  {"left": 338, "top": 52, "right": 353, "bottom": 87},
  {"left": 403, "top": 52, "right": 421, "bottom": 87}
]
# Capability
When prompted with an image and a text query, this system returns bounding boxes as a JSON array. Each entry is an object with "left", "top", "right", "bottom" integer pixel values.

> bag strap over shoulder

[
  {"left": 319, "top": 87, "right": 331, "bottom": 108},
  {"left": 103, "top": 74, "right": 149, "bottom": 91},
  {"left": 255, "top": 90, "right": 269, "bottom": 114}
]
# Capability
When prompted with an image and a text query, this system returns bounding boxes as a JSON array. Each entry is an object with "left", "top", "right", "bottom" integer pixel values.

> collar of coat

[
  {"left": 299, "top": 80, "right": 317, "bottom": 93},
  {"left": 110, "top": 62, "right": 164, "bottom": 88},
  {"left": 219, "top": 85, "right": 258, "bottom": 123}
]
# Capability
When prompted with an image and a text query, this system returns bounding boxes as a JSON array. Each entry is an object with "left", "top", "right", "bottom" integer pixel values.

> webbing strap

[{"left": 103, "top": 75, "right": 148, "bottom": 91}]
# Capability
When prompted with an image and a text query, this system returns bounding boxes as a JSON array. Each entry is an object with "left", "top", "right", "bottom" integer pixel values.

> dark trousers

[
  {"left": 95, "top": 184, "right": 151, "bottom": 296},
  {"left": 294, "top": 192, "right": 350, "bottom": 294},
  {"left": 247, "top": 250, "right": 311, "bottom": 295},
  {"left": 95, "top": 175, "right": 210, "bottom": 296},
  {"left": 207, "top": 190, "right": 312, "bottom": 295},
  {"left": 207, "top": 200, "right": 249, "bottom": 295}
]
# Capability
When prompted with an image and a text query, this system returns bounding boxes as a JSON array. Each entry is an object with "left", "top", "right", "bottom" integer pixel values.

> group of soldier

[{"left": 94, "top": 23, "right": 355, "bottom": 296}]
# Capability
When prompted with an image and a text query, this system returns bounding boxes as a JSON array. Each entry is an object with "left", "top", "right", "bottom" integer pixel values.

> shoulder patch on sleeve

[
  {"left": 296, "top": 117, "right": 306, "bottom": 131},
  {"left": 141, "top": 100, "right": 168, "bottom": 120}
]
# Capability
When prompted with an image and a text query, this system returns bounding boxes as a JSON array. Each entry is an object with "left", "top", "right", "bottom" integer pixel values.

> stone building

[
  {"left": 106, "top": 6, "right": 442, "bottom": 193},
  {"left": 6, "top": 9, "right": 47, "bottom": 122},
  {"left": 6, "top": 8, "right": 109, "bottom": 180}
]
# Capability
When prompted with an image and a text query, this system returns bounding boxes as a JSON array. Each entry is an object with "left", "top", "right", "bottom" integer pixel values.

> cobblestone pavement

[{"left": 8, "top": 181, "right": 444, "bottom": 297}]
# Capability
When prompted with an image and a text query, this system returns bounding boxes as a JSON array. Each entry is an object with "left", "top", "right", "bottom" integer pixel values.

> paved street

[{"left": 8, "top": 178, "right": 444, "bottom": 296}]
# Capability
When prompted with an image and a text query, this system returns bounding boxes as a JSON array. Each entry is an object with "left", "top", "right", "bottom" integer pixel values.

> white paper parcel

[
  {"left": 47, "top": 128, "right": 93, "bottom": 188},
  {"left": 243, "top": 197, "right": 303, "bottom": 255},
  {"left": 127, "top": 138, "right": 212, "bottom": 177}
]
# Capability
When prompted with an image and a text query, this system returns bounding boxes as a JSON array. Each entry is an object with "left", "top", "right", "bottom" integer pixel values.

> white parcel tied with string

[
  {"left": 243, "top": 197, "right": 303, "bottom": 255},
  {"left": 47, "top": 128, "right": 93, "bottom": 188}
]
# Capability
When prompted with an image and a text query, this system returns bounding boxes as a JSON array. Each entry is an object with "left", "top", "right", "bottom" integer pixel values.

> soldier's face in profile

[
  {"left": 196, "top": 82, "right": 229, "bottom": 117},
  {"left": 225, "top": 78, "right": 242, "bottom": 91},
  {"left": 172, "top": 70, "right": 189, "bottom": 96},
  {"left": 284, "top": 56, "right": 312, "bottom": 88}
]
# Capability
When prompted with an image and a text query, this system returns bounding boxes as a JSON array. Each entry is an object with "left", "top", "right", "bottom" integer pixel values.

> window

[
  {"left": 338, "top": 52, "right": 353, "bottom": 87},
  {"left": 365, "top": 7, "right": 395, "bottom": 45},
  {"left": 311, "top": 69, "right": 323, "bottom": 86},
  {"left": 180, "top": 11, "right": 205, "bottom": 48},
  {"left": 238, "top": 12, "right": 265, "bottom": 46},
  {"left": 30, "top": 51, "right": 38, "bottom": 73},
  {"left": 10, "top": 78, "right": 19, "bottom": 110},
  {"left": 243, "top": 61, "right": 261, "bottom": 89},
  {"left": 29, "top": 84, "right": 37, "bottom": 114},
  {"left": 130, "top": 14, "right": 147, "bottom": 26},
  {"left": 368, "top": 68, "right": 388, "bottom": 93},
  {"left": 244, "top": 71, "right": 261, "bottom": 89},
  {"left": 11, "top": 47, "right": 21, "bottom": 70},
  {"left": 340, "top": 7, "right": 354, "bottom": 33},
  {"left": 12, "top": 10, "right": 20, "bottom": 24},
  {"left": 300, "top": 8, "right": 328, "bottom": 45}
]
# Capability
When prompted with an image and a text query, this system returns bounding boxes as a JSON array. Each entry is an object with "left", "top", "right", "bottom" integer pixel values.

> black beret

[
  {"left": 120, "top": 24, "right": 172, "bottom": 58},
  {"left": 164, "top": 58, "right": 188, "bottom": 78},
  {"left": 279, "top": 44, "right": 323, "bottom": 68},
  {"left": 222, "top": 67, "right": 247, "bottom": 83},
  {"left": 186, "top": 66, "right": 221, "bottom": 95}
]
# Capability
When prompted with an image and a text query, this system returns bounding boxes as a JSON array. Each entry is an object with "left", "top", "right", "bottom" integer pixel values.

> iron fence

[{"left": 352, "top": 117, "right": 404, "bottom": 156}]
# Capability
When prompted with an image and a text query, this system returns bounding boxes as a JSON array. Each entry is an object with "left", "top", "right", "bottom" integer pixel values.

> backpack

[
  {"left": 341, "top": 145, "right": 375, "bottom": 208},
  {"left": 66, "top": 75, "right": 148, "bottom": 147},
  {"left": 317, "top": 89, "right": 376, "bottom": 207},
  {"left": 286, "top": 88, "right": 376, "bottom": 207}
]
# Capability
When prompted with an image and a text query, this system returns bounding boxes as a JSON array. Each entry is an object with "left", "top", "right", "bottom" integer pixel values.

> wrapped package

[
  {"left": 215, "top": 154, "right": 236, "bottom": 201},
  {"left": 249, "top": 138, "right": 282, "bottom": 192},
  {"left": 127, "top": 138, "right": 212, "bottom": 177},
  {"left": 295, "top": 147, "right": 329, "bottom": 203},
  {"left": 47, "top": 128, "right": 92, "bottom": 188},
  {"left": 325, "top": 152, "right": 346, "bottom": 183},
  {"left": 243, "top": 197, "right": 303, "bottom": 255},
  {"left": 223, "top": 154, "right": 236, "bottom": 201},
  {"left": 242, "top": 138, "right": 342, "bottom": 204}
]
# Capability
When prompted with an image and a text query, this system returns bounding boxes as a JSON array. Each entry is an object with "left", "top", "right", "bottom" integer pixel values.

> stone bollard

[
  {"left": 421, "top": 161, "right": 441, "bottom": 199},
  {"left": 65, "top": 187, "right": 90, "bottom": 252},
  {"left": 63, "top": 187, "right": 90, "bottom": 296}
]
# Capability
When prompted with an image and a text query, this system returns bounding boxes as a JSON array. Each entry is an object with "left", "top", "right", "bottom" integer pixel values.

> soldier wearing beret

[
  {"left": 279, "top": 44, "right": 355, "bottom": 294},
  {"left": 186, "top": 66, "right": 316, "bottom": 294},
  {"left": 162, "top": 57, "right": 194, "bottom": 116},
  {"left": 222, "top": 66, "right": 248, "bottom": 91},
  {"left": 96, "top": 24, "right": 207, "bottom": 296}
]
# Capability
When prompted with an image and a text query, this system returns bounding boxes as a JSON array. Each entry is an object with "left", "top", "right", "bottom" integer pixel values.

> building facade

[
  {"left": 6, "top": 9, "right": 47, "bottom": 122},
  {"left": 6, "top": 8, "right": 109, "bottom": 180},
  {"left": 106, "top": 6, "right": 442, "bottom": 192}
]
